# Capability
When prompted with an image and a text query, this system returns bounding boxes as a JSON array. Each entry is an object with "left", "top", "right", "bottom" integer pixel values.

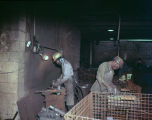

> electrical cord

[{"left": 73, "top": 76, "right": 84, "bottom": 103}]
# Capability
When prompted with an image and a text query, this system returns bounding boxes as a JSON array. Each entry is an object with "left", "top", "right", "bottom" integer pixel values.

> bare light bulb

[
  {"left": 26, "top": 41, "right": 31, "bottom": 47},
  {"left": 42, "top": 55, "right": 49, "bottom": 61},
  {"left": 107, "top": 29, "right": 114, "bottom": 32}
]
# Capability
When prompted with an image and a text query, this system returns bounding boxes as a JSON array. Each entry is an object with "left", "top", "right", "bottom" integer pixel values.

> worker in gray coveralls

[
  {"left": 52, "top": 52, "right": 74, "bottom": 111},
  {"left": 91, "top": 56, "right": 124, "bottom": 93}
]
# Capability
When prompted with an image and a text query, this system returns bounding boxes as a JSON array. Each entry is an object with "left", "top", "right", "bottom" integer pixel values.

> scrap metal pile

[{"left": 36, "top": 106, "right": 64, "bottom": 120}]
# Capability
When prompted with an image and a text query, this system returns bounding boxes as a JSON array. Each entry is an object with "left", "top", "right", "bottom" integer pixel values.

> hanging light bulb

[
  {"left": 42, "top": 55, "right": 49, "bottom": 61},
  {"left": 107, "top": 29, "right": 114, "bottom": 32},
  {"left": 39, "top": 53, "right": 49, "bottom": 61},
  {"left": 33, "top": 46, "right": 37, "bottom": 53},
  {"left": 26, "top": 41, "right": 31, "bottom": 47}
]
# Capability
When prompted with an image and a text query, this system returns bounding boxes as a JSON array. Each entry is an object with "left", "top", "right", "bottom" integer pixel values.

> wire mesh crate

[{"left": 64, "top": 92, "right": 152, "bottom": 120}]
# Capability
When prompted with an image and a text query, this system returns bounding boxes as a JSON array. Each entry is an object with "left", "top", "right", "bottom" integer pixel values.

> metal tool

[{"left": 48, "top": 105, "right": 65, "bottom": 116}]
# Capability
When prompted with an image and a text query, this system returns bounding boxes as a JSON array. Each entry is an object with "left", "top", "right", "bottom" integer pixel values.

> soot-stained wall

[
  {"left": 17, "top": 16, "right": 80, "bottom": 120},
  {"left": 25, "top": 17, "right": 80, "bottom": 91}
]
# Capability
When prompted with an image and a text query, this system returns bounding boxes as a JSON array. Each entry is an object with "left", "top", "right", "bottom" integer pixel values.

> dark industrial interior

[{"left": 0, "top": 0, "right": 152, "bottom": 120}]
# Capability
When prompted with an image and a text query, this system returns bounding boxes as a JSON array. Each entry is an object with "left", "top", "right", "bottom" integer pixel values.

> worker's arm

[
  {"left": 53, "top": 60, "right": 73, "bottom": 87},
  {"left": 53, "top": 75, "right": 70, "bottom": 87},
  {"left": 96, "top": 63, "right": 111, "bottom": 89}
]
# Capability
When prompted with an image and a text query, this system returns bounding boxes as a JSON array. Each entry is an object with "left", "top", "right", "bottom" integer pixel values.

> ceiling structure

[
  {"left": 66, "top": 0, "right": 152, "bottom": 41},
  {"left": 0, "top": 0, "right": 152, "bottom": 41}
]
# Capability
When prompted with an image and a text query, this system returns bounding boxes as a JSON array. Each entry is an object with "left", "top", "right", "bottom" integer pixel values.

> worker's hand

[
  {"left": 107, "top": 87, "right": 120, "bottom": 94},
  {"left": 114, "top": 88, "right": 120, "bottom": 94},
  {"left": 107, "top": 87, "right": 112, "bottom": 93},
  {"left": 52, "top": 80, "right": 57, "bottom": 87}
]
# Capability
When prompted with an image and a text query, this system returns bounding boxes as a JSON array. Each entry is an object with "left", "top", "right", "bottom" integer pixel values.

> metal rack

[{"left": 64, "top": 92, "right": 152, "bottom": 120}]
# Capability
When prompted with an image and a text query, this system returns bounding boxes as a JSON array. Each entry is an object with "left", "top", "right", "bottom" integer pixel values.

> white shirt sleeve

[{"left": 54, "top": 59, "right": 74, "bottom": 86}]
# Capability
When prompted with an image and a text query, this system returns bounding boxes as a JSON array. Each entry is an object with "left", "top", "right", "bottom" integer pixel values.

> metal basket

[{"left": 64, "top": 92, "right": 152, "bottom": 120}]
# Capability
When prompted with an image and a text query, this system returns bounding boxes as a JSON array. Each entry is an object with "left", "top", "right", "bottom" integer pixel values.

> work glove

[
  {"left": 107, "top": 87, "right": 120, "bottom": 94},
  {"left": 113, "top": 88, "right": 120, "bottom": 94},
  {"left": 107, "top": 87, "right": 113, "bottom": 93},
  {"left": 51, "top": 80, "right": 57, "bottom": 87}
]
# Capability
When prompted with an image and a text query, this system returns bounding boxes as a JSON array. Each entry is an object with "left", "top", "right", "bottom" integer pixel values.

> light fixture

[
  {"left": 32, "top": 40, "right": 41, "bottom": 54},
  {"left": 32, "top": 46, "right": 37, "bottom": 53},
  {"left": 25, "top": 15, "right": 59, "bottom": 62},
  {"left": 26, "top": 41, "right": 31, "bottom": 47},
  {"left": 39, "top": 53, "right": 49, "bottom": 61},
  {"left": 109, "top": 37, "right": 114, "bottom": 40},
  {"left": 42, "top": 55, "right": 49, "bottom": 61},
  {"left": 107, "top": 29, "right": 114, "bottom": 32},
  {"left": 26, "top": 38, "right": 58, "bottom": 62},
  {"left": 26, "top": 39, "right": 41, "bottom": 54}
]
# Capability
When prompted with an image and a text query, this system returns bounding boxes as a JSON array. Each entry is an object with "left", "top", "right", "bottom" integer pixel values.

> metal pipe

[
  {"left": 117, "top": 16, "right": 121, "bottom": 56},
  {"left": 41, "top": 46, "right": 59, "bottom": 52},
  {"left": 48, "top": 105, "right": 65, "bottom": 116},
  {"left": 34, "top": 16, "right": 35, "bottom": 36},
  {"left": 90, "top": 40, "right": 93, "bottom": 66}
]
